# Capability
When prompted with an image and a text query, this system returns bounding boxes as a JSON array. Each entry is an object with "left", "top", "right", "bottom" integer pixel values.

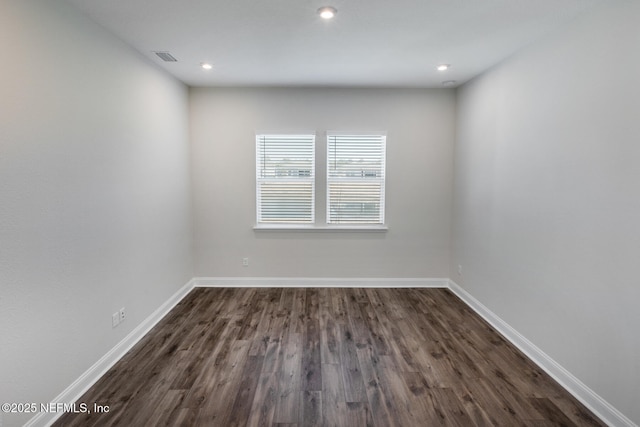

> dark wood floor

[{"left": 54, "top": 288, "right": 605, "bottom": 427}]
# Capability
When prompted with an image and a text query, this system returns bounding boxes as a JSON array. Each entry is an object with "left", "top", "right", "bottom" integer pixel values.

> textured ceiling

[{"left": 64, "top": 0, "right": 605, "bottom": 87}]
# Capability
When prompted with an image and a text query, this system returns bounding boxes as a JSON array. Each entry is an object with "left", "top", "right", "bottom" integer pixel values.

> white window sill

[{"left": 253, "top": 224, "right": 388, "bottom": 232}]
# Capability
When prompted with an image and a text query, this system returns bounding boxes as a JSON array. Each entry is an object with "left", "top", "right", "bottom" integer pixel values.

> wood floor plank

[
  {"left": 290, "top": 288, "right": 307, "bottom": 335},
  {"left": 528, "top": 398, "right": 577, "bottom": 426},
  {"left": 464, "top": 379, "right": 526, "bottom": 425},
  {"left": 54, "top": 288, "right": 606, "bottom": 427},
  {"left": 430, "top": 387, "right": 476, "bottom": 427},
  {"left": 246, "top": 372, "right": 278, "bottom": 427},
  {"left": 301, "top": 288, "right": 322, "bottom": 391},
  {"left": 355, "top": 345, "right": 399, "bottom": 427},
  {"left": 338, "top": 323, "right": 368, "bottom": 403},
  {"left": 319, "top": 290, "right": 341, "bottom": 364},
  {"left": 358, "top": 302, "right": 391, "bottom": 356},
  {"left": 237, "top": 289, "right": 267, "bottom": 340},
  {"left": 344, "top": 289, "right": 371, "bottom": 347},
  {"left": 250, "top": 289, "right": 284, "bottom": 357},
  {"left": 227, "top": 356, "right": 266, "bottom": 427},
  {"left": 141, "top": 389, "right": 186, "bottom": 427},
  {"left": 346, "top": 401, "right": 374, "bottom": 427},
  {"left": 330, "top": 288, "right": 349, "bottom": 326},
  {"left": 170, "top": 316, "right": 230, "bottom": 390},
  {"left": 376, "top": 355, "right": 429, "bottom": 427},
  {"left": 321, "top": 363, "right": 347, "bottom": 427},
  {"left": 300, "top": 390, "right": 322, "bottom": 427},
  {"left": 262, "top": 308, "right": 289, "bottom": 374},
  {"left": 273, "top": 333, "right": 302, "bottom": 424},
  {"left": 369, "top": 299, "right": 415, "bottom": 373},
  {"left": 399, "top": 370, "right": 446, "bottom": 426},
  {"left": 196, "top": 339, "right": 251, "bottom": 425}
]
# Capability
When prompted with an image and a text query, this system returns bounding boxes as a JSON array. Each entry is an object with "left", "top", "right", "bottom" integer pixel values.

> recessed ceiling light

[
  {"left": 442, "top": 80, "right": 457, "bottom": 87},
  {"left": 437, "top": 64, "right": 450, "bottom": 71},
  {"left": 318, "top": 6, "right": 337, "bottom": 19},
  {"left": 201, "top": 63, "right": 213, "bottom": 70}
]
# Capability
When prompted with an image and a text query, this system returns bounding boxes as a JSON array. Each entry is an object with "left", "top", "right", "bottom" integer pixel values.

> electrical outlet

[
  {"left": 242, "top": 257, "right": 249, "bottom": 267},
  {"left": 457, "top": 264, "right": 463, "bottom": 275},
  {"left": 119, "top": 307, "right": 126, "bottom": 322},
  {"left": 112, "top": 312, "right": 120, "bottom": 328}
]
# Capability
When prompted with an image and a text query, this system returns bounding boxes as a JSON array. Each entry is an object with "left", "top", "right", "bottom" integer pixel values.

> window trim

[
  {"left": 253, "top": 130, "right": 389, "bottom": 232},
  {"left": 253, "top": 224, "right": 388, "bottom": 232}
]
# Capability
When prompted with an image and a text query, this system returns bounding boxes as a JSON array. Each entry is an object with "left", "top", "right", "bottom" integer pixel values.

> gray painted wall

[
  {"left": 452, "top": 2, "right": 640, "bottom": 424},
  {"left": 0, "top": 1, "right": 193, "bottom": 425},
  {"left": 190, "top": 87, "right": 456, "bottom": 278}
]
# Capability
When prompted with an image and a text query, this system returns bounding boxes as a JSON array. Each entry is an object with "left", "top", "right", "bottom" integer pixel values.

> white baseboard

[
  {"left": 25, "top": 279, "right": 196, "bottom": 427},
  {"left": 194, "top": 276, "right": 449, "bottom": 288},
  {"left": 448, "top": 280, "right": 636, "bottom": 427}
]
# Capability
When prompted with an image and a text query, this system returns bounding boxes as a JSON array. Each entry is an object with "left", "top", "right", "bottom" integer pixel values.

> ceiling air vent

[{"left": 154, "top": 51, "right": 177, "bottom": 62}]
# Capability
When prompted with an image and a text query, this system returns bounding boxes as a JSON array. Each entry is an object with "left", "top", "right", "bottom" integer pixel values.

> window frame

[
  {"left": 255, "top": 133, "right": 316, "bottom": 225},
  {"left": 326, "top": 132, "right": 387, "bottom": 226},
  {"left": 253, "top": 131, "right": 388, "bottom": 232}
]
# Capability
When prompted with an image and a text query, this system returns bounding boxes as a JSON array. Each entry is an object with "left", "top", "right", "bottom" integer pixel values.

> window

[
  {"left": 256, "top": 134, "right": 315, "bottom": 224},
  {"left": 327, "top": 134, "right": 386, "bottom": 224}
]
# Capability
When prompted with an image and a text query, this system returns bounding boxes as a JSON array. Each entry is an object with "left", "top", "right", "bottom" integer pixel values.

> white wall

[
  {"left": 0, "top": 1, "right": 193, "bottom": 425},
  {"left": 190, "top": 87, "right": 455, "bottom": 278},
  {"left": 452, "top": 2, "right": 640, "bottom": 424}
]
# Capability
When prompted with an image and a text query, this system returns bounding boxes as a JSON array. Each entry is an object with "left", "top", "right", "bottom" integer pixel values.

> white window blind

[
  {"left": 327, "top": 134, "right": 386, "bottom": 224},
  {"left": 256, "top": 134, "right": 315, "bottom": 224}
]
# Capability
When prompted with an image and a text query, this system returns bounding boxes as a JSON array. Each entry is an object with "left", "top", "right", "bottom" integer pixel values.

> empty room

[{"left": 1, "top": 0, "right": 638, "bottom": 426}]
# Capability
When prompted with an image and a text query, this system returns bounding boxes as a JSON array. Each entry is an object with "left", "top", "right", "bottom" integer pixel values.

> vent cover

[{"left": 154, "top": 51, "right": 177, "bottom": 62}]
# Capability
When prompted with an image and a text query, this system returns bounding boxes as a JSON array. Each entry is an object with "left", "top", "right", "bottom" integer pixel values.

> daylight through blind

[
  {"left": 256, "top": 134, "right": 315, "bottom": 223},
  {"left": 327, "top": 134, "right": 386, "bottom": 224}
]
